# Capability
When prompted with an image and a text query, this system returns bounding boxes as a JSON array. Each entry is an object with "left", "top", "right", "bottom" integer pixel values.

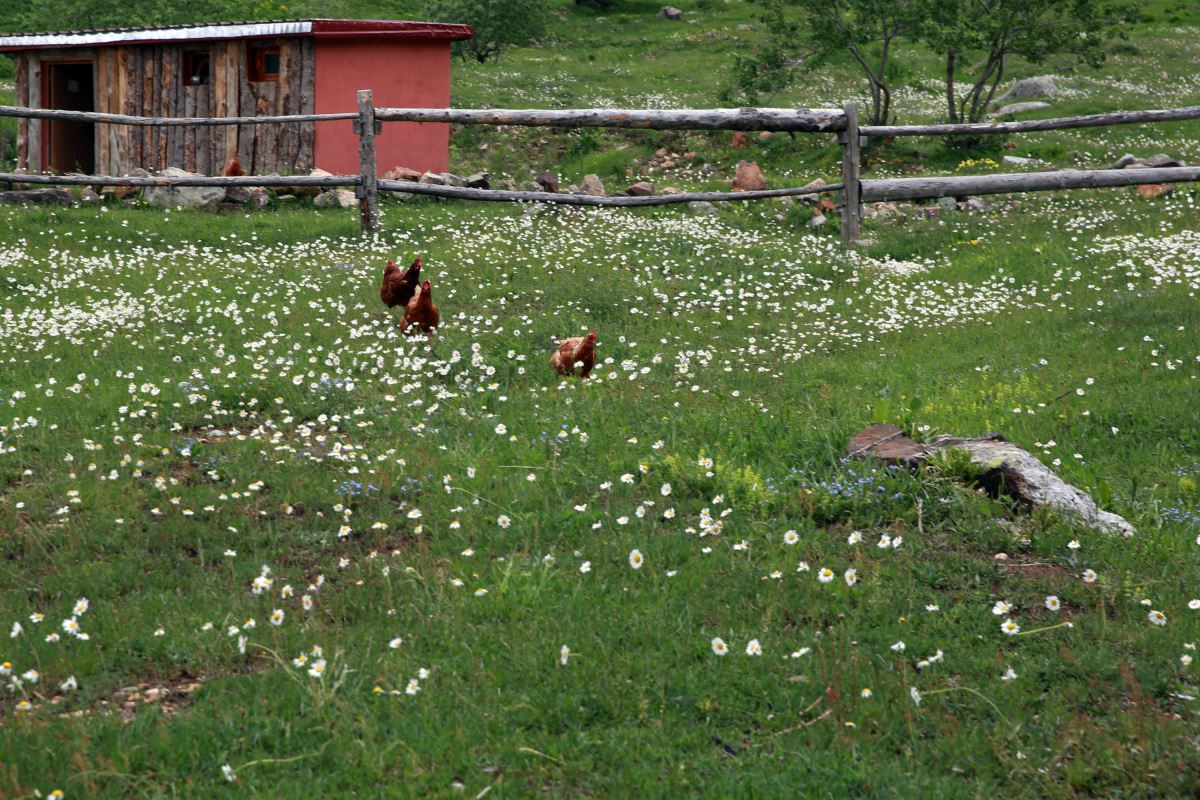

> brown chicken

[
  {"left": 550, "top": 331, "right": 597, "bottom": 378},
  {"left": 223, "top": 157, "right": 244, "bottom": 177},
  {"left": 380, "top": 256, "right": 422, "bottom": 318},
  {"left": 400, "top": 279, "right": 440, "bottom": 338}
]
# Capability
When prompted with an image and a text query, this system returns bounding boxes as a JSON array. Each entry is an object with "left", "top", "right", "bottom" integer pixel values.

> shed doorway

[{"left": 44, "top": 62, "right": 95, "bottom": 173}]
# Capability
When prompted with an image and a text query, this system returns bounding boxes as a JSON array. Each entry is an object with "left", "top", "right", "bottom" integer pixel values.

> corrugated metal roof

[{"left": 0, "top": 18, "right": 472, "bottom": 50}]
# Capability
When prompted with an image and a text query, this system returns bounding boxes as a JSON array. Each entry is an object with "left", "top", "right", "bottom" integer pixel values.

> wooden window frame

[
  {"left": 182, "top": 50, "right": 210, "bottom": 87},
  {"left": 247, "top": 44, "right": 281, "bottom": 83}
]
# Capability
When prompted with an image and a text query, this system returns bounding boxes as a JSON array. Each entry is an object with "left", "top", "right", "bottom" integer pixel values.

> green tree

[
  {"left": 723, "top": 0, "right": 925, "bottom": 126},
  {"left": 921, "top": 0, "right": 1140, "bottom": 126},
  {"left": 424, "top": 0, "right": 548, "bottom": 63}
]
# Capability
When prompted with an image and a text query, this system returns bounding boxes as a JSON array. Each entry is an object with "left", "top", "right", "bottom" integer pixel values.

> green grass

[
  {"left": 1, "top": 182, "right": 1199, "bottom": 797},
  {"left": 4, "top": 2, "right": 1200, "bottom": 796}
]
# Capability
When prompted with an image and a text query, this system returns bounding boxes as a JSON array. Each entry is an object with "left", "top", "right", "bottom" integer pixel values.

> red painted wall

[{"left": 314, "top": 40, "right": 452, "bottom": 175}]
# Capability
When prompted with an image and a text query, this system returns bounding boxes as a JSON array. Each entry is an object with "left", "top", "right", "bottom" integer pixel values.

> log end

[{"left": 846, "top": 424, "right": 929, "bottom": 466}]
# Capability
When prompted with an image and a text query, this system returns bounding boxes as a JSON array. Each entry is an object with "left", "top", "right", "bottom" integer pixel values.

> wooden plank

[
  {"left": 14, "top": 55, "right": 27, "bottom": 169},
  {"left": 285, "top": 39, "right": 304, "bottom": 169},
  {"left": 297, "top": 39, "right": 315, "bottom": 170},
  {"left": 839, "top": 101, "right": 862, "bottom": 249},
  {"left": 273, "top": 40, "right": 291, "bottom": 174},
  {"left": 170, "top": 49, "right": 184, "bottom": 168},
  {"left": 96, "top": 49, "right": 111, "bottom": 173},
  {"left": 127, "top": 48, "right": 141, "bottom": 166},
  {"left": 861, "top": 105, "right": 1200, "bottom": 137},
  {"left": 225, "top": 40, "right": 239, "bottom": 169},
  {"left": 237, "top": 49, "right": 256, "bottom": 172},
  {"left": 860, "top": 166, "right": 1200, "bottom": 202},
  {"left": 116, "top": 47, "right": 129, "bottom": 172},
  {"left": 142, "top": 46, "right": 154, "bottom": 168},
  {"left": 158, "top": 48, "right": 170, "bottom": 169},
  {"left": 151, "top": 47, "right": 163, "bottom": 170},
  {"left": 211, "top": 44, "right": 226, "bottom": 173},
  {"left": 183, "top": 58, "right": 196, "bottom": 171},
  {"left": 196, "top": 81, "right": 211, "bottom": 174}
]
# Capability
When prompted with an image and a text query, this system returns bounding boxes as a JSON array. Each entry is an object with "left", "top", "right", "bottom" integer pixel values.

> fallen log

[{"left": 848, "top": 424, "right": 1135, "bottom": 536}]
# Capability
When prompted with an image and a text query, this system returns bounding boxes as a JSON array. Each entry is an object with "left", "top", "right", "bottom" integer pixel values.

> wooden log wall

[{"left": 16, "top": 38, "right": 315, "bottom": 175}]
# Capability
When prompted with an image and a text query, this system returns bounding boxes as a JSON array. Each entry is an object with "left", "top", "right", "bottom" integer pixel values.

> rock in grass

[
  {"left": 848, "top": 424, "right": 1136, "bottom": 536},
  {"left": 732, "top": 160, "right": 767, "bottom": 191},
  {"left": 0, "top": 188, "right": 73, "bottom": 205},
  {"left": 581, "top": 174, "right": 605, "bottom": 196},
  {"left": 143, "top": 168, "right": 225, "bottom": 210},
  {"left": 993, "top": 75, "right": 1058, "bottom": 104},
  {"left": 688, "top": 201, "right": 718, "bottom": 215},
  {"left": 992, "top": 101, "right": 1051, "bottom": 116},
  {"left": 659, "top": 5, "right": 683, "bottom": 20},
  {"left": 382, "top": 166, "right": 423, "bottom": 182},
  {"left": 1136, "top": 183, "right": 1173, "bottom": 199},
  {"left": 625, "top": 181, "right": 655, "bottom": 196}
]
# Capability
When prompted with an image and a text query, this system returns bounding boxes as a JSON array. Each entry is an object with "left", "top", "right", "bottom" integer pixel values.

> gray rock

[
  {"left": 625, "top": 181, "right": 655, "bottom": 196},
  {"left": 418, "top": 171, "right": 445, "bottom": 185},
  {"left": 521, "top": 181, "right": 543, "bottom": 193},
  {"left": 688, "top": 201, "right": 718, "bottom": 216},
  {"left": 937, "top": 196, "right": 958, "bottom": 212},
  {"left": 993, "top": 75, "right": 1058, "bottom": 105},
  {"left": 1143, "top": 153, "right": 1184, "bottom": 168},
  {"left": 440, "top": 172, "right": 465, "bottom": 188},
  {"left": 659, "top": 5, "right": 683, "bottom": 20},
  {"left": 1002, "top": 155, "right": 1038, "bottom": 165},
  {"left": 247, "top": 187, "right": 270, "bottom": 209},
  {"left": 809, "top": 213, "right": 827, "bottom": 227},
  {"left": 224, "top": 186, "right": 250, "bottom": 205},
  {"left": 143, "top": 167, "right": 225, "bottom": 210},
  {"left": 314, "top": 189, "right": 358, "bottom": 209},
  {"left": 0, "top": 188, "right": 74, "bottom": 205},
  {"left": 965, "top": 197, "right": 987, "bottom": 213},
  {"left": 276, "top": 194, "right": 297, "bottom": 203},
  {"left": 313, "top": 190, "right": 340, "bottom": 209},
  {"left": 992, "top": 101, "right": 1051, "bottom": 117},
  {"left": 581, "top": 174, "right": 605, "bottom": 196},
  {"left": 80, "top": 187, "right": 102, "bottom": 203}
]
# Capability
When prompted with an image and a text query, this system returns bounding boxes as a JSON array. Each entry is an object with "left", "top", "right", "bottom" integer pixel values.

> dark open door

[{"left": 45, "top": 62, "right": 95, "bottom": 174}]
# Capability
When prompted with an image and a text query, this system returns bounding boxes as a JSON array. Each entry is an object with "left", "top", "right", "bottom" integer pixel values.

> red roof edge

[{"left": 309, "top": 19, "right": 472, "bottom": 41}]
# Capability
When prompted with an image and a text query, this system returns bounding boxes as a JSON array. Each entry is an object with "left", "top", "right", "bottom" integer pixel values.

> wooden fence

[{"left": 3, "top": 89, "right": 1200, "bottom": 247}]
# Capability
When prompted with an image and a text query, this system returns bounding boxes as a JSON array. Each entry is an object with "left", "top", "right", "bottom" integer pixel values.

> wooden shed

[{"left": 0, "top": 19, "right": 472, "bottom": 176}]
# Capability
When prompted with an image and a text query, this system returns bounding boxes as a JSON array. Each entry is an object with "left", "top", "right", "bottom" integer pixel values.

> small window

[
  {"left": 248, "top": 45, "right": 281, "bottom": 82},
  {"left": 183, "top": 51, "right": 210, "bottom": 86}
]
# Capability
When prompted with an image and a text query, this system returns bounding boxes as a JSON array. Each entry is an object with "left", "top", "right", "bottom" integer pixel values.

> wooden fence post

[
  {"left": 355, "top": 89, "right": 380, "bottom": 233},
  {"left": 839, "top": 101, "right": 862, "bottom": 249}
]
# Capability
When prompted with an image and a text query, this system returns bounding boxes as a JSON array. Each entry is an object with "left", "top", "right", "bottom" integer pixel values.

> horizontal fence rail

[
  {"left": 861, "top": 105, "right": 1200, "bottom": 137},
  {"left": 2, "top": 93, "right": 1199, "bottom": 246},
  {"left": 0, "top": 172, "right": 360, "bottom": 188},
  {"left": 0, "top": 104, "right": 358, "bottom": 127},
  {"left": 372, "top": 107, "right": 847, "bottom": 132},
  {"left": 861, "top": 166, "right": 1200, "bottom": 202},
  {"left": 377, "top": 179, "right": 842, "bottom": 206}
]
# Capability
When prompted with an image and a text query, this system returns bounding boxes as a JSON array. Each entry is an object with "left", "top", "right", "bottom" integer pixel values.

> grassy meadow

[{"left": 3, "top": 1, "right": 1200, "bottom": 798}]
